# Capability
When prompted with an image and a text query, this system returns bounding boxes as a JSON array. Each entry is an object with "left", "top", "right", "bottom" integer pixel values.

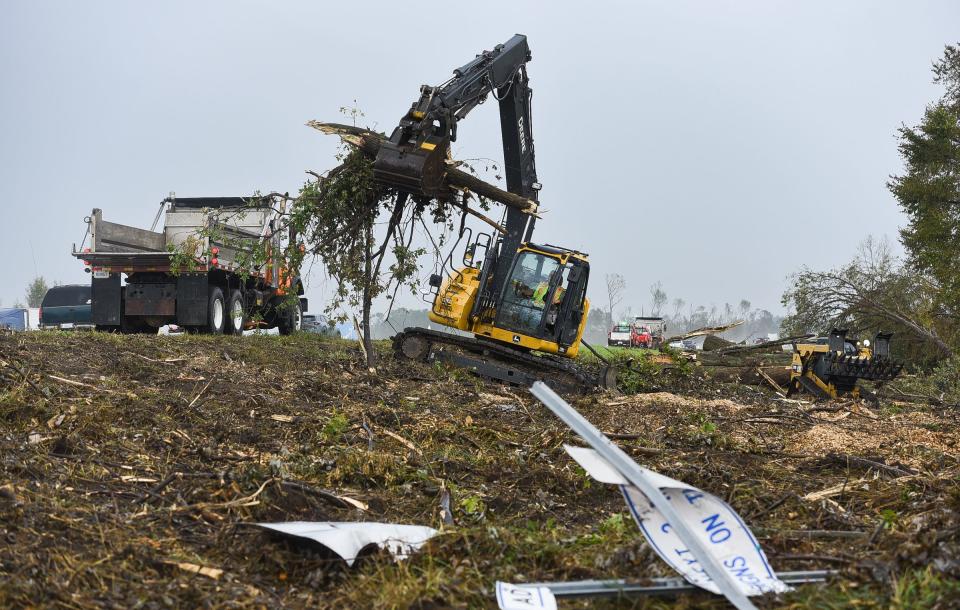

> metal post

[
  {"left": 524, "top": 570, "right": 831, "bottom": 599},
  {"left": 530, "top": 381, "right": 758, "bottom": 610}
]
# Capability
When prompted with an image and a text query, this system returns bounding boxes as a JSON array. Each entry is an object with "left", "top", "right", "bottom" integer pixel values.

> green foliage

[
  {"left": 165, "top": 241, "right": 200, "bottom": 276},
  {"left": 598, "top": 512, "right": 627, "bottom": 537},
  {"left": 291, "top": 149, "right": 382, "bottom": 316},
  {"left": 24, "top": 276, "right": 48, "bottom": 308},
  {"left": 610, "top": 352, "right": 660, "bottom": 394},
  {"left": 322, "top": 411, "right": 349, "bottom": 441},
  {"left": 894, "top": 357, "right": 960, "bottom": 405},
  {"left": 890, "top": 567, "right": 960, "bottom": 609},
  {"left": 890, "top": 104, "right": 960, "bottom": 309},
  {"left": 589, "top": 348, "right": 691, "bottom": 394},
  {"left": 879, "top": 508, "right": 900, "bottom": 530},
  {"left": 457, "top": 494, "right": 486, "bottom": 521},
  {"left": 782, "top": 568, "right": 960, "bottom": 609},
  {"left": 889, "top": 43, "right": 960, "bottom": 323},
  {"left": 681, "top": 411, "right": 727, "bottom": 448}
]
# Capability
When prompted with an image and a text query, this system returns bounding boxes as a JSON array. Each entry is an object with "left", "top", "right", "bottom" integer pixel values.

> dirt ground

[{"left": 1, "top": 332, "right": 959, "bottom": 608}]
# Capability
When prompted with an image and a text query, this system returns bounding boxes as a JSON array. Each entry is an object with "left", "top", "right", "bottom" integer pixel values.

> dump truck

[
  {"left": 72, "top": 197, "right": 305, "bottom": 334},
  {"left": 632, "top": 316, "right": 666, "bottom": 348}
]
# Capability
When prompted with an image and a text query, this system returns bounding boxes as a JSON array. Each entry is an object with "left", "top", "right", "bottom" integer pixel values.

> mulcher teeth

[{"left": 822, "top": 351, "right": 902, "bottom": 381}]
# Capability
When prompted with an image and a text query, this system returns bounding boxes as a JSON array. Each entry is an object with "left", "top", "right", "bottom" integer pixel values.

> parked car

[
  {"left": 303, "top": 314, "right": 340, "bottom": 337},
  {"left": 40, "top": 285, "right": 93, "bottom": 329}
]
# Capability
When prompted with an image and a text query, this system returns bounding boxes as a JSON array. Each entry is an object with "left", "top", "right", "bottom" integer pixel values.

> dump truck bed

[{"left": 75, "top": 199, "right": 279, "bottom": 277}]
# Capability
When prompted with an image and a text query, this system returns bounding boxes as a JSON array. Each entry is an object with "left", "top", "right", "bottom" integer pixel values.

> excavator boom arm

[{"left": 374, "top": 34, "right": 539, "bottom": 302}]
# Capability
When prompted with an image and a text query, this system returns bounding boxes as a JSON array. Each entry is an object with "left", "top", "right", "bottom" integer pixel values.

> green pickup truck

[{"left": 40, "top": 285, "right": 92, "bottom": 329}]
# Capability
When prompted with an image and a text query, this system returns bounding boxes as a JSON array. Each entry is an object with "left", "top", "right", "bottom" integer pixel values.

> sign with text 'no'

[{"left": 565, "top": 445, "right": 789, "bottom": 597}]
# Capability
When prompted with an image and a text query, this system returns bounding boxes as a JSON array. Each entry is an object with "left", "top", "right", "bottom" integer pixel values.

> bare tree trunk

[{"left": 362, "top": 223, "right": 375, "bottom": 368}]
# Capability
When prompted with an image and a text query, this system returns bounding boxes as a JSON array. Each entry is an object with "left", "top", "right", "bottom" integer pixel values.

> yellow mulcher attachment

[{"left": 787, "top": 329, "right": 903, "bottom": 400}]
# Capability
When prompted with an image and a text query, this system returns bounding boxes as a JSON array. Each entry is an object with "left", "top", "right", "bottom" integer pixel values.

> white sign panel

[
  {"left": 495, "top": 582, "right": 557, "bottom": 610},
  {"left": 256, "top": 521, "right": 437, "bottom": 567},
  {"left": 564, "top": 445, "right": 789, "bottom": 596}
]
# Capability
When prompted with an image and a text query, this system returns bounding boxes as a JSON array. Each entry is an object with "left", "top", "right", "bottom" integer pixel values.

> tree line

[{"left": 781, "top": 43, "right": 960, "bottom": 365}]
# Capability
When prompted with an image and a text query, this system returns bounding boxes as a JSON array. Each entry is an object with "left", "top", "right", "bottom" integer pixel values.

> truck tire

[
  {"left": 226, "top": 290, "right": 245, "bottom": 336},
  {"left": 277, "top": 298, "right": 302, "bottom": 335},
  {"left": 207, "top": 287, "right": 226, "bottom": 334}
]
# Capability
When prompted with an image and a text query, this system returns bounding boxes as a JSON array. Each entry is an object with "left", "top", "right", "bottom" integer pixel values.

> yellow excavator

[
  {"left": 787, "top": 329, "right": 902, "bottom": 399},
  {"left": 374, "top": 34, "right": 614, "bottom": 391}
]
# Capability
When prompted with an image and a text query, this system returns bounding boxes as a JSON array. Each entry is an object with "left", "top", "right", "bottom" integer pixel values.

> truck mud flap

[
  {"left": 91, "top": 274, "right": 121, "bottom": 326},
  {"left": 176, "top": 274, "right": 208, "bottom": 326}
]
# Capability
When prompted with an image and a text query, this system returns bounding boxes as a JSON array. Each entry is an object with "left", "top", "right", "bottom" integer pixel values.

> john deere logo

[{"left": 512, "top": 334, "right": 521, "bottom": 343}]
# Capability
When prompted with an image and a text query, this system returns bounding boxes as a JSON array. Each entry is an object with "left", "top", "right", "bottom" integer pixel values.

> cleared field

[{"left": 1, "top": 332, "right": 958, "bottom": 608}]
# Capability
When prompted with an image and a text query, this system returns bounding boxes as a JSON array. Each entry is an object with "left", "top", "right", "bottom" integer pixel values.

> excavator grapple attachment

[{"left": 373, "top": 137, "right": 449, "bottom": 199}]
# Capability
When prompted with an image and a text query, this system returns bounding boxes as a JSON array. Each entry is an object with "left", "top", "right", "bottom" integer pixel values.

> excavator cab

[
  {"left": 426, "top": 243, "right": 591, "bottom": 358},
  {"left": 494, "top": 246, "right": 589, "bottom": 353}
]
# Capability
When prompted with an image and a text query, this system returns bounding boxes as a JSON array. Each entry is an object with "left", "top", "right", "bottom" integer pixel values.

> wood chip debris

[{"left": 165, "top": 561, "right": 224, "bottom": 580}]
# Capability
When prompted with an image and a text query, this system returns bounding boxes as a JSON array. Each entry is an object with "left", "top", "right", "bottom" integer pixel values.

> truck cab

[
  {"left": 631, "top": 324, "right": 653, "bottom": 348},
  {"left": 633, "top": 316, "right": 666, "bottom": 348}
]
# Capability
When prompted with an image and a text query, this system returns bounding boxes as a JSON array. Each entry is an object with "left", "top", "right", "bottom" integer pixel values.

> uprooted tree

[
  {"left": 781, "top": 236, "right": 954, "bottom": 362},
  {"left": 211, "top": 119, "right": 538, "bottom": 368},
  {"left": 287, "top": 147, "right": 436, "bottom": 367}
]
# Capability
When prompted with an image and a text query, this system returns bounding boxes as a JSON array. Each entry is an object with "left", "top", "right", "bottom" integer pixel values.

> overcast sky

[{"left": 2, "top": 0, "right": 957, "bottom": 317}]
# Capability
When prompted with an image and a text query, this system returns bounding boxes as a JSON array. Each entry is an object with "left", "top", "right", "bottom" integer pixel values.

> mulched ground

[{"left": 1, "top": 332, "right": 958, "bottom": 608}]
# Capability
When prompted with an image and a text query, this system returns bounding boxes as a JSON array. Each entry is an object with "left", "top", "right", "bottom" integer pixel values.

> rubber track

[{"left": 393, "top": 327, "right": 601, "bottom": 390}]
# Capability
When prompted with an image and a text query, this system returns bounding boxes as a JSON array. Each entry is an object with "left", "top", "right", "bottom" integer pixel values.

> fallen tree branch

[
  {"left": 826, "top": 453, "right": 917, "bottom": 477},
  {"left": 368, "top": 422, "right": 422, "bottom": 456},
  {"left": 47, "top": 374, "right": 115, "bottom": 394},
  {"left": 188, "top": 377, "right": 215, "bottom": 409},
  {"left": 452, "top": 199, "right": 506, "bottom": 234},
  {"left": 756, "top": 367, "right": 788, "bottom": 396},
  {"left": 714, "top": 334, "right": 814, "bottom": 355},
  {"left": 280, "top": 480, "right": 368, "bottom": 511}
]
